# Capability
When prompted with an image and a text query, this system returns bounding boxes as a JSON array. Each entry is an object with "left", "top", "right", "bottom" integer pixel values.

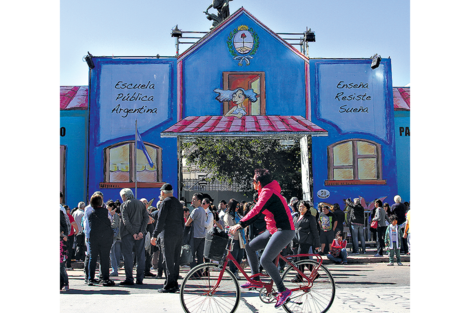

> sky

[{"left": 60, "top": 0, "right": 410, "bottom": 86}]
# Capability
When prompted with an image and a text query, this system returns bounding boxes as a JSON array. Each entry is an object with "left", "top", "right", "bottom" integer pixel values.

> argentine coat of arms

[{"left": 227, "top": 25, "right": 259, "bottom": 66}]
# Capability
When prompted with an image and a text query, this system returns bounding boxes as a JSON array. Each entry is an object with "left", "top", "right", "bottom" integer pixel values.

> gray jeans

[
  {"left": 350, "top": 224, "right": 366, "bottom": 253},
  {"left": 245, "top": 230, "right": 295, "bottom": 292}
]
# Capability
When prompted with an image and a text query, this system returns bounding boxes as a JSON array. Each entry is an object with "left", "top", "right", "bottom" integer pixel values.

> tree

[{"left": 182, "top": 137, "right": 310, "bottom": 199}]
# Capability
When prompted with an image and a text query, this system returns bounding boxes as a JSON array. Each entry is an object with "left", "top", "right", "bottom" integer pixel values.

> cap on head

[{"left": 160, "top": 183, "right": 173, "bottom": 192}]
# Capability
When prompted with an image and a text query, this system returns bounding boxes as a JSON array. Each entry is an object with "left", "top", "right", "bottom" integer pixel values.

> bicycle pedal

[{"left": 248, "top": 287, "right": 258, "bottom": 291}]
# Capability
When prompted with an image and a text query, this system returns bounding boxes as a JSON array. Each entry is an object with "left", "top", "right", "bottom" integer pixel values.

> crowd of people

[{"left": 60, "top": 172, "right": 410, "bottom": 303}]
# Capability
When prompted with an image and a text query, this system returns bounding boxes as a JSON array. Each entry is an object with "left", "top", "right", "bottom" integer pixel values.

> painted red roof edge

[
  {"left": 393, "top": 87, "right": 410, "bottom": 111},
  {"left": 162, "top": 115, "right": 327, "bottom": 135},
  {"left": 60, "top": 86, "right": 88, "bottom": 110}
]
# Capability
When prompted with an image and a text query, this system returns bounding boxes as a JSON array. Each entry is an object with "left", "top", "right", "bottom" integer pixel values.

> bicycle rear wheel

[
  {"left": 281, "top": 260, "right": 335, "bottom": 313},
  {"left": 180, "top": 263, "right": 240, "bottom": 313}
]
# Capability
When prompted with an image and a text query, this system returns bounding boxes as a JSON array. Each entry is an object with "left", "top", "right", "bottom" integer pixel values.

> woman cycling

[{"left": 229, "top": 169, "right": 295, "bottom": 308}]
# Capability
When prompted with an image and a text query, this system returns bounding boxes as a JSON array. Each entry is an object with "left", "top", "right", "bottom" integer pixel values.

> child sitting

[
  {"left": 385, "top": 214, "right": 403, "bottom": 266},
  {"left": 327, "top": 231, "right": 348, "bottom": 264}
]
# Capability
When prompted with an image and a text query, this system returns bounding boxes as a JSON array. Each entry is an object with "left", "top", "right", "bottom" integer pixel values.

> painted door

[{"left": 222, "top": 72, "right": 265, "bottom": 115}]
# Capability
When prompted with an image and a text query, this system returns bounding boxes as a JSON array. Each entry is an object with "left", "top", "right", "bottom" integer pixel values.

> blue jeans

[
  {"left": 121, "top": 234, "right": 146, "bottom": 282},
  {"left": 327, "top": 248, "right": 348, "bottom": 263},
  {"left": 350, "top": 224, "right": 366, "bottom": 253},
  {"left": 110, "top": 239, "right": 122, "bottom": 274}
]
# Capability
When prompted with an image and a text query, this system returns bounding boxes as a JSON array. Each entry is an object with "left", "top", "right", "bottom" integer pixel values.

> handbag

[
  {"left": 144, "top": 232, "right": 151, "bottom": 251},
  {"left": 292, "top": 232, "right": 300, "bottom": 245},
  {"left": 180, "top": 244, "right": 193, "bottom": 265},
  {"left": 331, "top": 248, "right": 341, "bottom": 258},
  {"left": 370, "top": 220, "right": 378, "bottom": 229},
  {"left": 180, "top": 224, "right": 194, "bottom": 266}
]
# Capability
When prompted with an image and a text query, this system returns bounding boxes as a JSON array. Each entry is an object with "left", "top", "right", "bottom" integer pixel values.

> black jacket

[
  {"left": 60, "top": 211, "right": 68, "bottom": 236},
  {"left": 152, "top": 196, "right": 184, "bottom": 239},
  {"left": 345, "top": 199, "right": 365, "bottom": 225},
  {"left": 87, "top": 206, "right": 113, "bottom": 241},
  {"left": 293, "top": 213, "right": 320, "bottom": 247},
  {"left": 334, "top": 209, "right": 345, "bottom": 230},
  {"left": 248, "top": 214, "right": 267, "bottom": 240},
  {"left": 391, "top": 202, "right": 406, "bottom": 225}
]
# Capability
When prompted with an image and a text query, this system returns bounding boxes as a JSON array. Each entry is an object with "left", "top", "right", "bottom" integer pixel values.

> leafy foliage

[{"left": 182, "top": 137, "right": 310, "bottom": 199}]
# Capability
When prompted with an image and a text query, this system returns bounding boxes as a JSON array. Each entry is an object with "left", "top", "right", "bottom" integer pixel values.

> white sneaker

[{"left": 387, "top": 263, "right": 394, "bottom": 266}]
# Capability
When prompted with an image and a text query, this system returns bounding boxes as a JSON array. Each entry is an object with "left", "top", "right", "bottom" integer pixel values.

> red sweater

[
  {"left": 239, "top": 180, "right": 294, "bottom": 234},
  {"left": 331, "top": 239, "right": 347, "bottom": 249}
]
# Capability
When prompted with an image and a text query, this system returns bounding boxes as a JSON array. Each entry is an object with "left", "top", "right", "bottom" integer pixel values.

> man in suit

[
  {"left": 151, "top": 184, "right": 185, "bottom": 293},
  {"left": 119, "top": 188, "right": 149, "bottom": 285}
]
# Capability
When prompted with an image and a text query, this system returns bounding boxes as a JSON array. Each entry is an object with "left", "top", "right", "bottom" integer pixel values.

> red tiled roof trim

[
  {"left": 393, "top": 87, "right": 410, "bottom": 111},
  {"left": 60, "top": 86, "right": 88, "bottom": 110},
  {"left": 397, "top": 87, "right": 410, "bottom": 107},
  {"left": 162, "top": 115, "right": 327, "bottom": 136}
]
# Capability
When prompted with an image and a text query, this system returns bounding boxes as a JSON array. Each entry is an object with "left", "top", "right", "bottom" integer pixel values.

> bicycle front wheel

[
  {"left": 180, "top": 263, "right": 240, "bottom": 313},
  {"left": 281, "top": 260, "right": 335, "bottom": 313}
]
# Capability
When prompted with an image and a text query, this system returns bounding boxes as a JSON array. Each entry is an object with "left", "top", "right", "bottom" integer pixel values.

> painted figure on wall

[
  {"left": 214, "top": 88, "right": 257, "bottom": 118},
  {"left": 215, "top": 71, "right": 265, "bottom": 117}
]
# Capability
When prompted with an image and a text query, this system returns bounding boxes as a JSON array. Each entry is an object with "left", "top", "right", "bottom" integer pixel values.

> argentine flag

[{"left": 135, "top": 128, "right": 154, "bottom": 168}]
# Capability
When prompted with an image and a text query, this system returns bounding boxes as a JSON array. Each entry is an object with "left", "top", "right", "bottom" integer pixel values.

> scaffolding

[{"left": 171, "top": 25, "right": 315, "bottom": 57}]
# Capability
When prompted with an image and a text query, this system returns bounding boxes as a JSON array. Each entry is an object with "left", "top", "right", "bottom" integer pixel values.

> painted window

[
  {"left": 222, "top": 72, "right": 266, "bottom": 116},
  {"left": 326, "top": 139, "right": 386, "bottom": 185},
  {"left": 103, "top": 141, "right": 162, "bottom": 184}
]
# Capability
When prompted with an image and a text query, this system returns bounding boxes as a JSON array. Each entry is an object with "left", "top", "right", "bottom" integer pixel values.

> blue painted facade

[
  {"left": 309, "top": 59, "right": 398, "bottom": 206},
  {"left": 60, "top": 109, "right": 89, "bottom": 207},
  {"left": 180, "top": 12, "right": 308, "bottom": 118},
  {"left": 59, "top": 8, "right": 407, "bottom": 208},
  {"left": 87, "top": 58, "right": 179, "bottom": 202},
  {"left": 394, "top": 110, "right": 410, "bottom": 202}
]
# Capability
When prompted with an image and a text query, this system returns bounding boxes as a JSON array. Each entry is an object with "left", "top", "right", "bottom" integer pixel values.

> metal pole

[
  {"left": 177, "top": 136, "right": 182, "bottom": 200},
  {"left": 176, "top": 37, "right": 179, "bottom": 56},
  {"left": 135, "top": 120, "right": 138, "bottom": 198},
  {"left": 180, "top": 31, "right": 208, "bottom": 34},
  {"left": 277, "top": 32, "right": 304, "bottom": 35},
  {"left": 300, "top": 136, "right": 311, "bottom": 201}
]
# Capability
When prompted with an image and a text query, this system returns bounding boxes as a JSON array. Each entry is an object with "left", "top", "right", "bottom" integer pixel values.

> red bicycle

[{"left": 180, "top": 234, "right": 335, "bottom": 313}]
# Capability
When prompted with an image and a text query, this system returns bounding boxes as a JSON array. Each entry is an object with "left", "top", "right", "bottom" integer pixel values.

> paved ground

[
  {"left": 61, "top": 260, "right": 410, "bottom": 312},
  {"left": 68, "top": 247, "right": 410, "bottom": 270}
]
